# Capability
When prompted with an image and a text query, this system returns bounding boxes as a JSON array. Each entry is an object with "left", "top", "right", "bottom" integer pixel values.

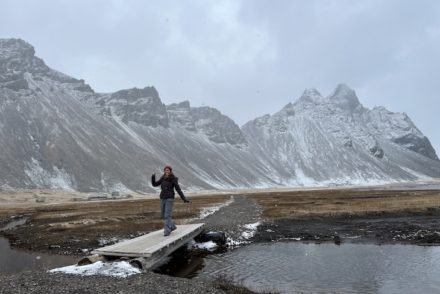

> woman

[{"left": 151, "top": 165, "right": 190, "bottom": 236}]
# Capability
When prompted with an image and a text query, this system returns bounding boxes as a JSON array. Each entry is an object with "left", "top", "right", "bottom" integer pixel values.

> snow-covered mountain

[
  {"left": 1, "top": 38, "right": 439, "bottom": 192},
  {"left": 242, "top": 85, "right": 440, "bottom": 185}
]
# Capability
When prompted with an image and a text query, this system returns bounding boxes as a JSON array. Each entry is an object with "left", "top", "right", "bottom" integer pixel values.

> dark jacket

[{"left": 151, "top": 174, "right": 187, "bottom": 201}]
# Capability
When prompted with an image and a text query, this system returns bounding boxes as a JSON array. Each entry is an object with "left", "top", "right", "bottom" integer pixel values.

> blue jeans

[{"left": 161, "top": 198, "right": 176, "bottom": 235}]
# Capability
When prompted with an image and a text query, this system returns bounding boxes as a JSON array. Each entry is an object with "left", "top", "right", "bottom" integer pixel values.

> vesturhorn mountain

[{"left": 1, "top": 38, "right": 439, "bottom": 192}]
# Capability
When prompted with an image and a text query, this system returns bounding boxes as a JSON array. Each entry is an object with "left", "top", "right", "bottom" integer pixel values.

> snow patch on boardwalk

[{"left": 49, "top": 261, "right": 141, "bottom": 278}]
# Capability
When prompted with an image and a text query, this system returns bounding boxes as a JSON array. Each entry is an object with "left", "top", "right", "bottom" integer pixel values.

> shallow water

[
  {"left": 195, "top": 242, "right": 440, "bottom": 294},
  {"left": 0, "top": 218, "right": 77, "bottom": 273},
  {"left": 0, "top": 237, "right": 77, "bottom": 273}
]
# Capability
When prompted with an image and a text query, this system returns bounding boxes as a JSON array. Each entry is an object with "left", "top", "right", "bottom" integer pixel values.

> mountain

[
  {"left": 1, "top": 38, "right": 439, "bottom": 192},
  {"left": 0, "top": 39, "right": 272, "bottom": 192},
  {"left": 0, "top": 39, "right": 161, "bottom": 192},
  {"left": 242, "top": 85, "right": 440, "bottom": 185}
]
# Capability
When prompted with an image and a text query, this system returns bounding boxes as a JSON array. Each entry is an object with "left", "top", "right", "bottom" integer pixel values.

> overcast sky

[{"left": 1, "top": 0, "right": 439, "bottom": 154}]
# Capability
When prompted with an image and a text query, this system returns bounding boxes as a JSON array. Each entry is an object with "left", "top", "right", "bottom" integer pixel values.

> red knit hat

[{"left": 164, "top": 165, "right": 173, "bottom": 172}]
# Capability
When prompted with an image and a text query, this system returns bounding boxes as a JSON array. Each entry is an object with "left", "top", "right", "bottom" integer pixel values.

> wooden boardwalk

[{"left": 91, "top": 223, "right": 204, "bottom": 268}]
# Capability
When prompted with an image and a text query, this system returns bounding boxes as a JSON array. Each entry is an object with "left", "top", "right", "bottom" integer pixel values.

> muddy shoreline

[{"left": 254, "top": 209, "right": 440, "bottom": 246}]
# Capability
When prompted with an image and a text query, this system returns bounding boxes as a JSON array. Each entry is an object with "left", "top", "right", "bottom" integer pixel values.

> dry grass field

[
  {"left": 2, "top": 185, "right": 440, "bottom": 253},
  {"left": 248, "top": 188, "right": 440, "bottom": 245},
  {"left": 0, "top": 194, "right": 231, "bottom": 254},
  {"left": 248, "top": 189, "right": 440, "bottom": 219}
]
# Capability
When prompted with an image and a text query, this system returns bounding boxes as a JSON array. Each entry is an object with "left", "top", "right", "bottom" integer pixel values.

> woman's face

[{"left": 164, "top": 168, "right": 171, "bottom": 176}]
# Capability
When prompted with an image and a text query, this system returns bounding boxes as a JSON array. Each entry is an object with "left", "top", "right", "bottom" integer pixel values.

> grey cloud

[{"left": 1, "top": 0, "right": 439, "bottom": 153}]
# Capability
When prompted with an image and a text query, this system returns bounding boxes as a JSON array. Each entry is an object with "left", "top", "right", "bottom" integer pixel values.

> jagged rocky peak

[
  {"left": 100, "top": 86, "right": 169, "bottom": 127},
  {"left": 0, "top": 38, "right": 92, "bottom": 92},
  {"left": 368, "top": 106, "right": 438, "bottom": 160},
  {"left": 168, "top": 100, "right": 191, "bottom": 110},
  {"left": 265, "top": 103, "right": 297, "bottom": 133},
  {"left": 190, "top": 106, "right": 248, "bottom": 147},
  {"left": 329, "top": 84, "right": 362, "bottom": 112},
  {"left": 111, "top": 86, "right": 160, "bottom": 102},
  {"left": 167, "top": 100, "right": 196, "bottom": 131},
  {"left": 0, "top": 38, "right": 35, "bottom": 59},
  {"left": 279, "top": 102, "right": 295, "bottom": 116},
  {"left": 0, "top": 38, "right": 50, "bottom": 78},
  {"left": 243, "top": 114, "right": 271, "bottom": 129},
  {"left": 295, "top": 88, "right": 325, "bottom": 106},
  {"left": 0, "top": 38, "right": 46, "bottom": 90},
  {"left": 167, "top": 100, "right": 248, "bottom": 147}
]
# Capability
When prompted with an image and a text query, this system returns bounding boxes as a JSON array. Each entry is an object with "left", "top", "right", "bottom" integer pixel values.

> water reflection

[
  {"left": 0, "top": 237, "right": 77, "bottom": 273},
  {"left": 0, "top": 217, "right": 77, "bottom": 273},
  {"left": 196, "top": 243, "right": 440, "bottom": 293}
]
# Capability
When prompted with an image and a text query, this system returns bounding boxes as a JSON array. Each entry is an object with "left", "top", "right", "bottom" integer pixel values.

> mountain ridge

[{"left": 1, "top": 38, "right": 439, "bottom": 192}]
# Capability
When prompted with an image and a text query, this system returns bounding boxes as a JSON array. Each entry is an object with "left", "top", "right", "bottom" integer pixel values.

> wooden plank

[{"left": 91, "top": 223, "right": 204, "bottom": 258}]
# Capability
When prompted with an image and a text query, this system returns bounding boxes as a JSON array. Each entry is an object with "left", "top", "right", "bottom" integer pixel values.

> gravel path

[
  {"left": 0, "top": 271, "right": 224, "bottom": 294},
  {"left": 196, "top": 195, "right": 262, "bottom": 244}
]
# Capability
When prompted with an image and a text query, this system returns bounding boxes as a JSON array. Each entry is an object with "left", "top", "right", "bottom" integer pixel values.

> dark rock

[
  {"left": 393, "top": 134, "right": 438, "bottom": 160},
  {"left": 3, "top": 78, "right": 29, "bottom": 90},
  {"left": 190, "top": 106, "right": 248, "bottom": 147},
  {"left": 329, "top": 84, "right": 362, "bottom": 112},
  {"left": 102, "top": 87, "right": 169, "bottom": 127},
  {"left": 195, "top": 231, "right": 227, "bottom": 246},
  {"left": 369, "top": 145, "right": 384, "bottom": 158}
]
